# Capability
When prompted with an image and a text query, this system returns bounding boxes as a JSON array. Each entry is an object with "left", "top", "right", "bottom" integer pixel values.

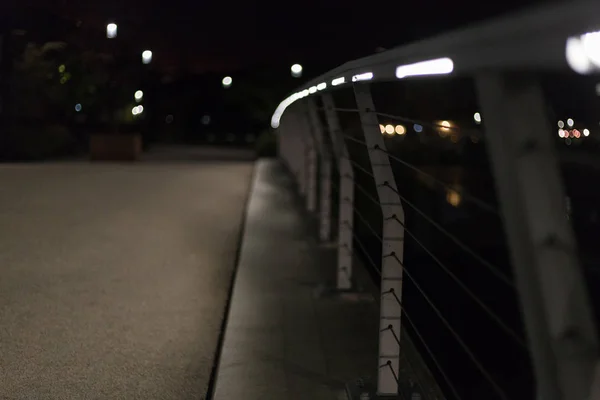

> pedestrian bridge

[{"left": 1, "top": 2, "right": 600, "bottom": 400}]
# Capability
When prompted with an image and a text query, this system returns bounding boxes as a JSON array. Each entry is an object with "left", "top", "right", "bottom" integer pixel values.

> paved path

[
  {"left": 0, "top": 156, "right": 253, "bottom": 399},
  {"left": 213, "top": 160, "right": 380, "bottom": 400}
]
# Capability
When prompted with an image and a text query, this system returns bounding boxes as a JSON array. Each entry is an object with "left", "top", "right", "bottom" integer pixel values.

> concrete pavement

[
  {"left": 0, "top": 153, "right": 253, "bottom": 399},
  {"left": 212, "top": 159, "right": 380, "bottom": 400}
]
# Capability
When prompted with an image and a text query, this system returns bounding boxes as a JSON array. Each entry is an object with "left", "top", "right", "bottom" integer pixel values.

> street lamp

[
  {"left": 291, "top": 64, "right": 303, "bottom": 78},
  {"left": 106, "top": 23, "right": 117, "bottom": 39},
  {"left": 222, "top": 76, "right": 232, "bottom": 88},
  {"left": 142, "top": 50, "right": 152, "bottom": 64}
]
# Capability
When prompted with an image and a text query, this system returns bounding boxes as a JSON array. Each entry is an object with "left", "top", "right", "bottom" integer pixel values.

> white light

[
  {"left": 134, "top": 90, "right": 144, "bottom": 102},
  {"left": 74, "top": 103, "right": 82, "bottom": 112},
  {"left": 474, "top": 112, "right": 481, "bottom": 124},
  {"left": 567, "top": 118, "right": 574, "bottom": 127},
  {"left": 106, "top": 23, "right": 117, "bottom": 39},
  {"left": 385, "top": 125, "right": 394, "bottom": 134},
  {"left": 558, "top": 120, "right": 565, "bottom": 128},
  {"left": 396, "top": 57, "right": 454, "bottom": 79},
  {"left": 165, "top": 115, "right": 174, "bottom": 124},
  {"left": 352, "top": 72, "right": 373, "bottom": 82},
  {"left": 317, "top": 82, "right": 326, "bottom": 91},
  {"left": 142, "top": 50, "right": 152, "bottom": 64},
  {"left": 132, "top": 105, "right": 144, "bottom": 116},
  {"left": 222, "top": 76, "right": 232, "bottom": 88},
  {"left": 584, "top": 128, "right": 590, "bottom": 136},
  {"left": 331, "top": 77, "right": 346, "bottom": 86},
  {"left": 291, "top": 64, "right": 303, "bottom": 78},
  {"left": 308, "top": 86, "right": 317, "bottom": 94},
  {"left": 566, "top": 31, "right": 600, "bottom": 74},
  {"left": 558, "top": 129, "right": 566, "bottom": 138}
]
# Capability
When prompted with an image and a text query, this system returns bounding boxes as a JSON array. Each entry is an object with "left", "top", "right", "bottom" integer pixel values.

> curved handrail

[{"left": 271, "top": 0, "right": 600, "bottom": 128}]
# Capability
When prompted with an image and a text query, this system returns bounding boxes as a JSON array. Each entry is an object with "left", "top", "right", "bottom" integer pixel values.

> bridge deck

[
  {"left": 213, "top": 159, "right": 378, "bottom": 400},
  {"left": 0, "top": 152, "right": 253, "bottom": 399}
]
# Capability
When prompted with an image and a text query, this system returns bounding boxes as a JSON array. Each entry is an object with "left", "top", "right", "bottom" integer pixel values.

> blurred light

[
  {"left": 352, "top": 72, "right": 373, "bottom": 82},
  {"left": 558, "top": 120, "right": 565, "bottom": 128},
  {"left": 396, "top": 57, "right": 454, "bottom": 79},
  {"left": 573, "top": 129, "right": 581, "bottom": 138},
  {"left": 331, "top": 77, "right": 345, "bottom": 86},
  {"left": 395, "top": 125, "right": 406, "bottom": 135},
  {"left": 308, "top": 86, "right": 317, "bottom": 94},
  {"left": 566, "top": 31, "right": 600, "bottom": 74},
  {"left": 317, "top": 83, "right": 327, "bottom": 91},
  {"left": 58, "top": 64, "right": 66, "bottom": 73},
  {"left": 142, "top": 50, "right": 152, "bottom": 64},
  {"left": 584, "top": 128, "right": 590, "bottom": 136},
  {"left": 222, "top": 76, "right": 232, "bottom": 88},
  {"left": 558, "top": 129, "right": 566, "bottom": 138},
  {"left": 202, "top": 115, "right": 211, "bottom": 125},
  {"left": 379, "top": 124, "right": 385, "bottom": 134},
  {"left": 291, "top": 64, "right": 303, "bottom": 78},
  {"left": 134, "top": 90, "right": 144, "bottom": 102},
  {"left": 413, "top": 124, "right": 423, "bottom": 133},
  {"left": 473, "top": 112, "right": 481, "bottom": 124},
  {"left": 165, "top": 114, "right": 173, "bottom": 124},
  {"left": 450, "top": 134, "right": 459, "bottom": 143},
  {"left": 106, "top": 23, "right": 117, "bottom": 39},
  {"left": 385, "top": 124, "right": 394, "bottom": 135},
  {"left": 567, "top": 118, "right": 574, "bottom": 127},
  {"left": 132, "top": 105, "right": 144, "bottom": 116},
  {"left": 60, "top": 76, "right": 67, "bottom": 84},
  {"left": 596, "top": 83, "right": 600, "bottom": 96},
  {"left": 565, "top": 138, "right": 572, "bottom": 145},
  {"left": 446, "top": 189, "right": 461, "bottom": 207},
  {"left": 74, "top": 103, "right": 82, "bottom": 112}
]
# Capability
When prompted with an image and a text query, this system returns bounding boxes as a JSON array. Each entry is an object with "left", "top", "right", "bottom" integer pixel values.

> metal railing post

[
  {"left": 286, "top": 109, "right": 306, "bottom": 196},
  {"left": 476, "top": 72, "right": 599, "bottom": 400},
  {"left": 354, "top": 82, "right": 405, "bottom": 396},
  {"left": 307, "top": 97, "right": 333, "bottom": 242},
  {"left": 277, "top": 111, "right": 293, "bottom": 175},
  {"left": 297, "top": 102, "right": 318, "bottom": 213},
  {"left": 322, "top": 93, "right": 354, "bottom": 290}
]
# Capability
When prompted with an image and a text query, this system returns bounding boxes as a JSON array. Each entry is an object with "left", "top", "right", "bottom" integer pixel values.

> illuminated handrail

[{"left": 271, "top": 0, "right": 600, "bottom": 128}]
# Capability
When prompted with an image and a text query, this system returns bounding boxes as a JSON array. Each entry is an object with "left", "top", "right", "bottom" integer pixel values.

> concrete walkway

[
  {"left": 0, "top": 154, "right": 253, "bottom": 399},
  {"left": 212, "top": 160, "right": 381, "bottom": 400}
]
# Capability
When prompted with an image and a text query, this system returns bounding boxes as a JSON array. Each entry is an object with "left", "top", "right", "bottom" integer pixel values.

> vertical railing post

[
  {"left": 322, "top": 93, "right": 354, "bottom": 290},
  {"left": 297, "top": 101, "right": 318, "bottom": 213},
  {"left": 476, "top": 72, "right": 599, "bottom": 400},
  {"left": 354, "top": 83, "right": 404, "bottom": 396},
  {"left": 307, "top": 97, "right": 333, "bottom": 242},
  {"left": 285, "top": 108, "right": 306, "bottom": 196},
  {"left": 277, "top": 112, "right": 293, "bottom": 175}
]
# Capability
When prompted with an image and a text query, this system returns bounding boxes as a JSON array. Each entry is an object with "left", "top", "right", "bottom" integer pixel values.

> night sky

[{"left": 5, "top": 0, "right": 555, "bottom": 75}]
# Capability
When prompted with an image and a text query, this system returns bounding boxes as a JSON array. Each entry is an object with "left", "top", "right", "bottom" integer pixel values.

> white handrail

[{"left": 271, "top": 0, "right": 600, "bottom": 128}]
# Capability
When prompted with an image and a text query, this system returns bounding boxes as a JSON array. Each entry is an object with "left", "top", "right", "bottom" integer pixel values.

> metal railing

[{"left": 272, "top": 2, "right": 600, "bottom": 400}]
